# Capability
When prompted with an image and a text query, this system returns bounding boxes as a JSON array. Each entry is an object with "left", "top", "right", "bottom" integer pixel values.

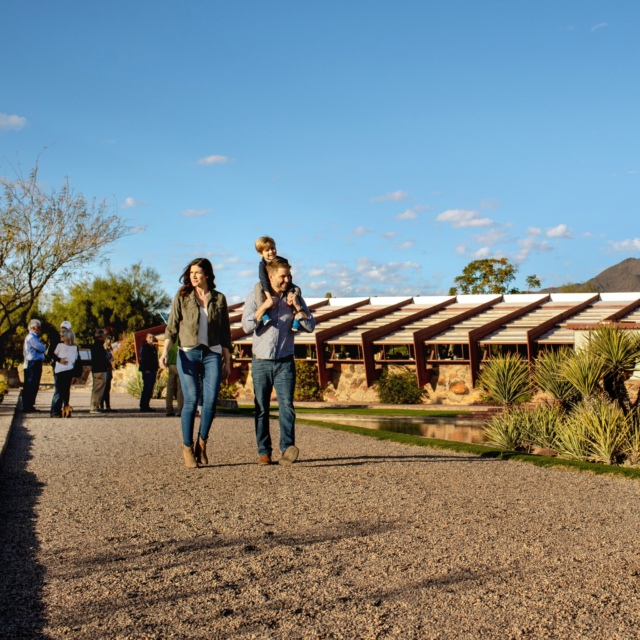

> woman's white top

[
  {"left": 54, "top": 342, "right": 78, "bottom": 373},
  {"left": 181, "top": 305, "right": 222, "bottom": 354}
]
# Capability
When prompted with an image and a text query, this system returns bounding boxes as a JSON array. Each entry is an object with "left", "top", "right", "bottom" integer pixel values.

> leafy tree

[
  {"left": 525, "top": 275, "right": 541, "bottom": 292},
  {"left": 449, "top": 258, "right": 540, "bottom": 296},
  {"left": 0, "top": 159, "right": 130, "bottom": 365},
  {"left": 48, "top": 263, "right": 171, "bottom": 344}
]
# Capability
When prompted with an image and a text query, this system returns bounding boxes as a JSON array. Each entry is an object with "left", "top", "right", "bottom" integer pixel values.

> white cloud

[
  {"left": 398, "top": 241, "right": 415, "bottom": 250},
  {"left": 121, "top": 197, "right": 144, "bottom": 209},
  {"left": 305, "top": 257, "right": 430, "bottom": 296},
  {"left": 436, "top": 209, "right": 493, "bottom": 228},
  {"left": 591, "top": 22, "right": 608, "bottom": 32},
  {"left": 370, "top": 190, "right": 408, "bottom": 202},
  {"left": 528, "top": 227, "right": 542, "bottom": 235},
  {"left": 479, "top": 198, "right": 500, "bottom": 210},
  {"left": 396, "top": 209, "right": 417, "bottom": 220},
  {"left": 353, "top": 226, "right": 372, "bottom": 237},
  {"left": 475, "top": 228, "right": 508, "bottom": 246},
  {"left": 609, "top": 238, "right": 640, "bottom": 252},
  {"left": 471, "top": 247, "right": 492, "bottom": 259},
  {"left": 514, "top": 233, "right": 552, "bottom": 263},
  {"left": 382, "top": 231, "right": 399, "bottom": 239},
  {"left": 181, "top": 208, "right": 211, "bottom": 217},
  {"left": 237, "top": 269, "right": 255, "bottom": 278},
  {"left": 455, "top": 243, "right": 467, "bottom": 255},
  {"left": 198, "top": 155, "right": 229, "bottom": 165},
  {"left": 0, "top": 113, "right": 27, "bottom": 131},
  {"left": 546, "top": 224, "right": 572, "bottom": 239}
]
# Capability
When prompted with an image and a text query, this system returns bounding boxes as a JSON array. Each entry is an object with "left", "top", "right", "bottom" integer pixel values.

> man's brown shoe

[
  {"left": 279, "top": 445, "right": 299, "bottom": 466},
  {"left": 258, "top": 454, "right": 272, "bottom": 465}
]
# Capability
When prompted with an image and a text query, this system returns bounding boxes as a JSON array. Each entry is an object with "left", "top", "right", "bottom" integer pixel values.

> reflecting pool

[{"left": 302, "top": 414, "right": 491, "bottom": 444}]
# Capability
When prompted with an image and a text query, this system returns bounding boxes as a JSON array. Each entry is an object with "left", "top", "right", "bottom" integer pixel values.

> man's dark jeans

[
  {"left": 140, "top": 371, "right": 157, "bottom": 410},
  {"left": 22, "top": 360, "right": 43, "bottom": 411},
  {"left": 252, "top": 356, "right": 296, "bottom": 456}
]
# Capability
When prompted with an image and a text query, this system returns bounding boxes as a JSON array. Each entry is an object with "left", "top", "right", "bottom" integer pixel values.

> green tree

[
  {"left": 49, "top": 263, "right": 171, "bottom": 344},
  {"left": 0, "top": 159, "right": 130, "bottom": 365},
  {"left": 449, "top": 258, "right": 540, "bottom": 296}
]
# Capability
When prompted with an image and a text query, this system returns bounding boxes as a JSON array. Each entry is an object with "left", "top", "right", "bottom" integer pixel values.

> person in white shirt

[{"left": 50, "top": 329, "right": 79, "bottom": 418}]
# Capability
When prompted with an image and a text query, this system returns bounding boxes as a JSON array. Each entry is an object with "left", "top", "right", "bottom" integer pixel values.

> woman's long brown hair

[{"left": 178, "top": 258, "right": 216, "bottom": 297}]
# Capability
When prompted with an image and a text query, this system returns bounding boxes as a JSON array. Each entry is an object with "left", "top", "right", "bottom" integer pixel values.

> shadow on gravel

[
  {"left": 0, "top": 415, "right": 47, "bottom": 638},
  {"left": 299, "top": 453, "right": 500, "bottom": 467}
]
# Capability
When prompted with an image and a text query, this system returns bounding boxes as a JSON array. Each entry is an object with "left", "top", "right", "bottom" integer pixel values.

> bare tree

[{"left": 0, "top": 160, "right": 131, "bottom": 364}]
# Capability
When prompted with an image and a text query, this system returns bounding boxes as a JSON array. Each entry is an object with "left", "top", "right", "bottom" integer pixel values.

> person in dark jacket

[
  {"left": 139, "top": 333, "right": 159, "bottom": 412},
  {"left": 90, "top": 329, "right": 110, "bottom": 413}
]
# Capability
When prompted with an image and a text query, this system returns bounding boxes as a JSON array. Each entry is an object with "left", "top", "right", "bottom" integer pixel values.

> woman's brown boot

[
  {"left": 194, "top": 437, "right": 208, "bottom": 466},
  {"left": 183, "top": 444, "right": 198, "bottom": 469}
]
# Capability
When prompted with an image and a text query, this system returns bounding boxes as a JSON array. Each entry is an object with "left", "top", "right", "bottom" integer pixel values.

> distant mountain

[{"left": 541, "top": 257, "right": 640, "bottom": 293}]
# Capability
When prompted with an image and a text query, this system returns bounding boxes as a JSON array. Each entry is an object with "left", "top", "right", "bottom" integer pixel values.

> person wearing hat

[{"left": 47, "top": 320, "right": 73, "bottom": 373}]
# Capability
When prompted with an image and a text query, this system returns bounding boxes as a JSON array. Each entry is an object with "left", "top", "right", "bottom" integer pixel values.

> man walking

[
  {"left": 241, "top": 257, "right": 315, "bottom": 465},
  {"left": 90, "top": 329, "right": 109, "bottom": 414},
  {"left": 139, "top": 333, "right": 159, "bottom": 413},
  {"left": 22, "top": 319, "right": 47, "bottom": 412}
]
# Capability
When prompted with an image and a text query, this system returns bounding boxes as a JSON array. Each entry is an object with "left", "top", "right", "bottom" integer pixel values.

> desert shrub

[
  {"left": 560, "top": 350, "right": 605, "bottom": 401},
  {"left": 483, "top": 409, "right": 526, "bottom": 450},
  {"left": 376, "top": 368, "right": 425, "bottom": 404},
  {"left": 112, "top": 333, "right": 136, "bottom": 369},
  {"left": 533, "top": 348, "right": 578, "bottom": 405},
  {"left": 624, "top": 411, "right": 640, "bottom": 466},
  {"left": 0, "top": 377, "right": 7, "bottom": 396},
  {"left": 477, "top": 353, "right": 531, "bottom": 406},
  {"left": 219, "top": 381, "right": 238, "bottom": 400},
  {"left": 527, "top": 402, "right": 564, "bottom": 450},
  {"left": 125, "top": 369, "right": 167, "bottom": 399},
  {"left": 294, "top": 360, "right": 323, "bottom": 401}
]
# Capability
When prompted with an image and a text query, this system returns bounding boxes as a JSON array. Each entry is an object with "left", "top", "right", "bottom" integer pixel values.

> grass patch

[
  {"left": 296, "top": 417, "right": 640, "bottom": 481},
  {"left": 234, "top": 405, "right": 471, "bottom": 417}
]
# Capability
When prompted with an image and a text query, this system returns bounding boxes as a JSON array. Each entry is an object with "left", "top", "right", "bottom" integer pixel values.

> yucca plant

[
  {"left": 582, "top": 399, "right": 630, "bottom": 464},
  {"left": 533, "top": 348, "right": 578, "bottom": 406},
  {"left": 477, "top": 352, "right": 531, "bottom": 407},
  {"left": 483, "top": 409, "right": 526, "bottom": 450},
  {"left": 527, "top": 402, "right": 564, "bottom": 450},
  {"left": 588, "top": 326, "right": 640, "bottom": 413},
  {"left": 624, "top": 410, "right": 640, "bottom": 466},
  {"left": 560, "top": 349, "right": 605, "bottom": 401},
  {"left": 554, "top": 411, "right": 590, "bottom": 461}
]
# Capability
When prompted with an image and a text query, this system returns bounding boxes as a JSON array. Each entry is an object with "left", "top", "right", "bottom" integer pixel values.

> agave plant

[
  {"left": 578, "top": 398, "right": 630, "bottom": 464},
  {"left": 560, "top": 349, "right": 605, "bottom": 401},
  {"left": 527, "top": 402, "right": 564, "bottom": 450},
  {"left": 483, "top": 409, "right": 526, "bottom": 450},
  {"left": 533, "top": 348, "right": 578, "bottom": 406},
  {"left": 588, "top": 326, "right": 640, "bottom": 413},
  {"left": 554, "top": 410, "right": 590, "bottom": 461},
  {"left": 477, "top": 352, "right": 531, "bottom": 407}
]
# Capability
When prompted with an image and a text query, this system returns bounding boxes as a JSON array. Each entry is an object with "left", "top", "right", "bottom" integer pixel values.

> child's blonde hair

[{"left": 255, "top": 236, "right": 276, "bottom": 253}]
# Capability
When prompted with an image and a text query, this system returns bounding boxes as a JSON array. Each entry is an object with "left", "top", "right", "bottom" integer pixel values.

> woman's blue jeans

[{"left": 177, "top": 347, "right": 222, "bottom": 447}]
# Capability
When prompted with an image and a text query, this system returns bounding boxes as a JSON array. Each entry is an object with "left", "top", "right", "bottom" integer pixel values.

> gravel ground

[{"left": 2, "top": 391, "right": 640, "bottom": 639}]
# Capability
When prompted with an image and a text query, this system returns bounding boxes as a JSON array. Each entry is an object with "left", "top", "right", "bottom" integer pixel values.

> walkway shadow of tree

[{"left": 0, "top": 415, "right": 47, "bottom": 639}]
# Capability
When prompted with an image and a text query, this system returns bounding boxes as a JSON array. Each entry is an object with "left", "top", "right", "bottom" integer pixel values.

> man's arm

[
  {"left": 242, "top": 292, "right": 275, "bottom": 333},
  {"left": 287, "top": 293, "right": 316, "bottom": 332}
]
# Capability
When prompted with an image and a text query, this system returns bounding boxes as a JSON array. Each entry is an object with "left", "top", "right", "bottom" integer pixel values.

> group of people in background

[{"left": 22, "top": 234, "right": 316, "bottom": 470}]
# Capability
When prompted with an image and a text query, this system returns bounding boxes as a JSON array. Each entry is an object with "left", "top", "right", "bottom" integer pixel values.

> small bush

[
  {"left": 483, "top": 409, "right": 526, "bottom": 450},
  {"left": 477, "top": 353, "right": 531, "bottom": 406},
  {"left": 533, "top": 348, "right": 578, "bottom": 405},
  {"left": 125, "top": 369, "right": 167, "bottom": 400},
  {"left": 294, "top": 360, "right": 323, "bottom": 401},
  {"left": 112, "top": 333, "right": 136, "bottom": 369},
  {"left": 376, "top": 368, "right": 425, "bottom": 404},
  {"left": 0, "top": 377, "right": 8, "bottom": 396},
  {"left": 219, "top": 381, "right": 238, "bottom": 400},
  {"left": 527, "top": 402, "right": 564, "bottom": 450},
  {"left": 574, "top": 399, "right": 630, "bottom": 465}
]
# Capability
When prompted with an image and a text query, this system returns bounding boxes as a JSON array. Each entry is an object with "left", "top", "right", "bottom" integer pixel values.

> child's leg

[{"left": 254, "top": 282, "right": 272, "bottom": 325}]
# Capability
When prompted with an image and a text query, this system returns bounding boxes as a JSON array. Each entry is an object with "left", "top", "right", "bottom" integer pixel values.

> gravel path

[{"left": 2, "top": 390, "right": 640, "bottom": 639}]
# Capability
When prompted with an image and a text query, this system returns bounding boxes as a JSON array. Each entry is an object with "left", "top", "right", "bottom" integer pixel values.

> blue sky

[{"left": 2, "top": 1, "right": 639, "bottom": 303}]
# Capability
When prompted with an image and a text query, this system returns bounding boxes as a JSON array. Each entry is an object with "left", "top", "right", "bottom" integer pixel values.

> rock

[{"left": 449, "top": 382, "right": 469, "bottom": 395}]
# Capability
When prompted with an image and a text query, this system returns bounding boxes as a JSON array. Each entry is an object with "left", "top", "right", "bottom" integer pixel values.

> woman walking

[
  {"left": 160, "top": 258, "right": 231, "bottom": 468},
  {"left": 50, "top": 328, "right": 79, "bottom": 418}
]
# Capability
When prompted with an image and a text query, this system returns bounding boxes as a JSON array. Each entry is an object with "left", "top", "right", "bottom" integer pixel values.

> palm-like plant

[
  {"left": 477, "top": 352, "right": 531, "bottom": 407},
  {"left": 533, "top": 348, "right": 579, "bottom": 406},
  {"left": 588, "top": 326, "right": 640, "bottom": 413},
  {"left": 560, "top": 349, "right": 605, "bottom": 401}
]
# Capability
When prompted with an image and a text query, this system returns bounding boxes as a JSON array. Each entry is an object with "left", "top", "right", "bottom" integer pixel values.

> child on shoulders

[{"left": 254, "top": 235, "right": 302, "bottom": 332}]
